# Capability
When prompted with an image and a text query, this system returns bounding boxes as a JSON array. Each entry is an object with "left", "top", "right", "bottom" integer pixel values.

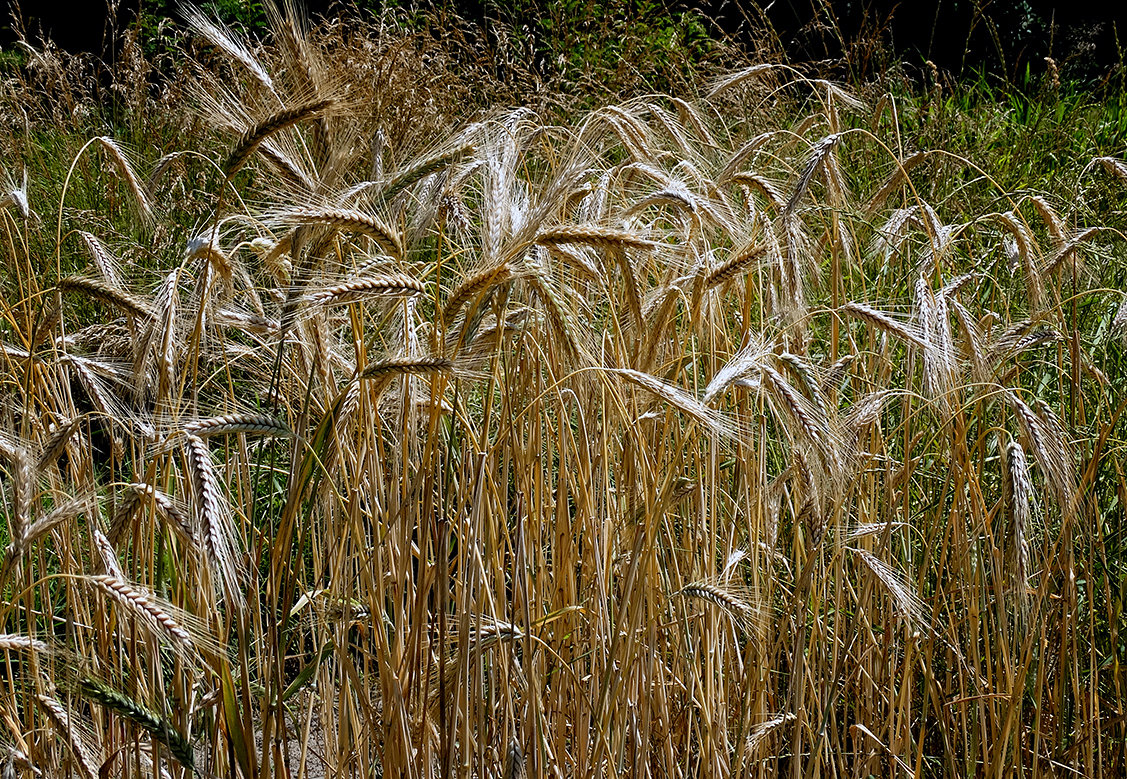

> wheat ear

[
  {"left": 442, "top": 264, "right": 514, "bottom": 328},
  {"left": 58, "top": 276, "right": 151, "bottom": 320},
  {"left": 110, "top": 483, "right": 192, "bottom": 545},
  {"left": 94, "top": 136, "right": 153, "bottom": 223},
  {"left": 306, "top": 274, "right": 425, "bottom": 306},
  {"left": 225, "top": 98, "right": 335, "bottom": 174},
  {"left": 359, "top": 356, "right": 453, "bottom": 382},
  {"left": 1003, "top": 439, "right": 1033, "bottom": 610},
  {"left": 0, "top": 634, "right": 49, "bottom": 653},
  {"left": 842, "top": 302, "right": 927, "bottom": 349},
  {"left": 281, "top": 206, "right": 402, "bottom": 259},
  {"left": 184, "top": 413, "right": 291, "bottom": 439},
  {"left": 79, "top": 677, "right": 195, "bottom": 770},
  {"left": 91, "top": 574, "right": 197, "bottom": 653},
  {"left": 35, "top": 695, "right": 100, "bottom": 779},
  {"left": 185, "top": 434, "right": 244, "bottom": 611}
]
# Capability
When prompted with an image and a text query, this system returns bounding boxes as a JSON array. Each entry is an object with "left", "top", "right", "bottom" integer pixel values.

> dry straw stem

[
  {"left": 305, "top": 273, "right": 425, "bottom": 306},
  {"left": 280, "top": 206, "right": 402, "bottom": 258},
  {"left": 224, "top": 98, "right": 336, "bottom": 174}
]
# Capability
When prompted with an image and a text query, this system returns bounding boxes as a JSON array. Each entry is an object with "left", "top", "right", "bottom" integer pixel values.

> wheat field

[{"left": 0, "top": 3, "right": 1125, "bottom": 778}]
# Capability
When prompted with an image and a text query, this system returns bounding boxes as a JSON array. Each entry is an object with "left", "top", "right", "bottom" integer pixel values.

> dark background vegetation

[{"left": 4, "top": 0, "right": 1126, "bottom": 84}]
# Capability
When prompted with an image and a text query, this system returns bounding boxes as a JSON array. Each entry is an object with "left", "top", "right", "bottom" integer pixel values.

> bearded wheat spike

[
  {"left": 703, "top": 342, "right": 765, "bottom": 404},
  {"left": 77, "top": 231, "right": 122, "bottom": 288},
  {"left": 306, "top": 274, "right": 425, "bottom": 306},
  {"left": 225, "top": 98, "right": 336, "bottom": 174},
  {"left": 535, "top": 224, "right": 655, "bottom": 251},
  {"left": 1112, "top": 295, "right": 1127, "bottom": 346},
  {"left": 787, "top": 132, "right": 845, "bottom": 213},
  {"left": 186, "top": 434, "right": 244, "bottom": 610},
  {"left": 36, "top": 417, "right": 83, "bottom": 470},
  {"left": 746, "top": 713, "right": 797, "bottom": 755},
  {"left": 92, "top": 529, "right": 125, "bottom": 580},
  {"left": 865, "top": 150, "right": 931, "bottom": 215},
  {"left": 676, "top": 580, "right": 759, "bottom": 629},
  {"left": 1004, "top": 439, "right": 1033, "bottom": 608},
  {"left": 184, "top": 413, "right": 291, "bottom": 439},
  {"left": 706, "top": 243, "right": 768, "bottom": 288},
  {"left": 1008, "top": 392, "right": 1076, "bottom": 516},
  {"left": 35, "top": 695, "right": 100, "bottom": 779},
  {"left": 91, "top": 574, "right": 196, "bottom": 652},
  {"left": 610, "top": 368, "right": 736, "bottom": 441},
  {"left": 779, "top": 352, "right": 829, "bottom": 419},
  {"left": 760, "top": 364, "right": 834, "bottom": 462},
  {"left": 853, "top": 548, "right": 929, "bottom": 631},
  {"left": 0, "top": 633, "right": 49, "bottom": 653},
  {"left": 359, "top": 356, "right": 453, "bottom": 382},
  {"left": 842, "top": 302, "right": 927, "bottom": 349},
  {"left": 79, "top": 677, "right": 195, "bottom": 771},
  {"left": 282, "top": 206, "right": 402, "bottom": 258},
  {"left": 94, "top": 137, "right": 152, "bottom": 223},
  {"left": 110, "top": 483, "right": 192, "bottom": 544},
  {"left": 58, "top": 276, "right": 150, "bottom": 320},
  {"left": 442, "top": 264, "right": 514, "bottom": 327},
  {"left": 181, "top": 1, "right": 274, "bottom": 91},
  {"left": 525, "top": 274, "right": 582, "bottom": 364},
  {"left": 730, "top": 171, "right": 787, "bottom": 210}
]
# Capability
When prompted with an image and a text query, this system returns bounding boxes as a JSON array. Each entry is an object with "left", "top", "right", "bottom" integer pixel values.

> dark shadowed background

[{"left": 3, "top": 1, "right": 1125, "bottom": 81}]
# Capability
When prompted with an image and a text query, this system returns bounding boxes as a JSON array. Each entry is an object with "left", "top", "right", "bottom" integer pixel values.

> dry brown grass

[{"left": 0, "top": 3, "right": 1124, "bottom": 778}]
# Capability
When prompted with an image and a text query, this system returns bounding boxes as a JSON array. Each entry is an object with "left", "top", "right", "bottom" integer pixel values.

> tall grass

[{"left": 0, "top": 4, "right": 1125, "bottom": 778}]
